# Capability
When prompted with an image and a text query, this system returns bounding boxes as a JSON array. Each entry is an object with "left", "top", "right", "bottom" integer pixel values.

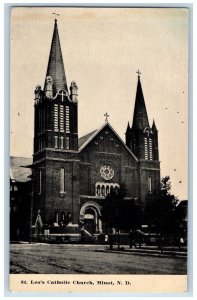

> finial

[
  {"left": 136, "top": 69, "right": 141, "bottom": 79},
  {"left": 52, "top": 13, "right": 60, "bottom": 23},
  {"left": 104, "top": 112, "right": 109, "bottom": 123}
]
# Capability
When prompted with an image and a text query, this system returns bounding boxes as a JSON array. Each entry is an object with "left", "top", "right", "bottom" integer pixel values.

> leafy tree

[
  {"left": 101, "top": 186, "right": 142, "bottom": 249},
  {"left": 144, "top": 176, "right": 179, "bottom": 238}
]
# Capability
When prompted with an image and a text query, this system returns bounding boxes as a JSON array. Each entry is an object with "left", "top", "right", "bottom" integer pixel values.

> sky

[{"left": 10, "top": 7, "right": 188, "bottom": 200}]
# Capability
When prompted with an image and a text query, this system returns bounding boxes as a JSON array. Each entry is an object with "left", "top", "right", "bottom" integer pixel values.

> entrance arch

[{"left": 80, "top": 201, "right": 102, "bottom": 234}]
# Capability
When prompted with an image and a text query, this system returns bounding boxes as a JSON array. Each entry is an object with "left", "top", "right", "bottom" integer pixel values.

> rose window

[{"left": 100, "top": 165, "right": 114, "bottom": 180}]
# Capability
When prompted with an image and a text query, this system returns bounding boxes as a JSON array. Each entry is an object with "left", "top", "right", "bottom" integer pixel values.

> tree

[
  {"left": 144, "top": 176, "right": 179, "bottom": 239},
  {"left": 101, "top": 186, "right": 142, "bottom": 249}
]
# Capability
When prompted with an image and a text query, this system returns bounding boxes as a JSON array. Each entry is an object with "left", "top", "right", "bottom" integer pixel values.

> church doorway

[
  {"left": 84, "top": 208, "right": 96, "bottom": 234},
  {"left": 80, "top": 201, "right": 102, "bottom": 234}
]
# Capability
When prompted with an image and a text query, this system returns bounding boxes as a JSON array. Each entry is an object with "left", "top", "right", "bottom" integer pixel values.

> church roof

[
  {"left": 78, "top": 122, "right": 138, "bottom": 161},
  {"left": 10, "top": 156, "right": 32, "bottom": 183},
  {"left": 132, "top": 75, "right": 149, "bottom": 130},
  {"left": 78, "top": 130, "right": 98, "bottom": 148},
  {"left": 44, "top": 19, "right": 68, "bottom": 94}
]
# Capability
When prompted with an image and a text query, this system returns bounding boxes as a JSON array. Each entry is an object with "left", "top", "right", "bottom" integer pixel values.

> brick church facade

[{"left": 32, "top": 20, "right": 160, "bottom": 234}]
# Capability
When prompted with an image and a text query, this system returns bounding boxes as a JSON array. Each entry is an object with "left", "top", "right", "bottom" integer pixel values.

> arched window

[
  {"left": 38, "top": 169, "right": 42, "bottom": 194},
  {"left": 66, "top": 137, "right": 70, "bottom": 150},
  {"left": 106, "top": 185, "right": 109, "bottom": 195},
  {"left": 54, "top": 104, "right": 59, "bottom": 131},
  {"left": 55, "top": 136, "right": 58, "bottom": 149},
  {"left": 148, "top": 177, "right": 152, "bottom": 193},
  {"left": 114, "top": 186, "right": 119, "bottom": 194},
  {"left": 149, "top": 138, "right": 153, "bottom": 160},
  {"left": 65, "top": 106, "right": 70, "bottom": 133},
  {"left": 101, "top": 185, "right": 105, "bottom": 196},
  {"left": 67, "top": 211, "right": 72, "bottom": 222},
  {"left": 60, "top": 136, "right": 64, "bottom": 149},
  {"left": 144, "top": 137, "right": 148, "bottom": 160},
  {"left": 60, "top": 105, "right": 64, "bottom": 132},
  {"left": 60, "top": 168, "right": 65, "bottom": 193},
  {"left": 60, "top": 211, "right": 66, "bottom": 222},
  {"left": 110, "top": 185, "right": 114, "bottom": 193},
  {"left": 97, "top": 185, "right": 100, "bottom": 196},
  {"left": 54, "top": 212, "right": 59, "bottom": 224},
  {"left": 95, "top": 182, "right": 120, "bottom": 196}
]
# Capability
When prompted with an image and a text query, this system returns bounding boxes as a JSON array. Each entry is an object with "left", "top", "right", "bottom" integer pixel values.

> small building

[{"left": 10, "top": 157, "right": 32, "bottom": 241}]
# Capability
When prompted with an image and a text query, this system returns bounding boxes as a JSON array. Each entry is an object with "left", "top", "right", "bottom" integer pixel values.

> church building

[{"left": 32, "top": 20, "right": 160, "bottom": 235}]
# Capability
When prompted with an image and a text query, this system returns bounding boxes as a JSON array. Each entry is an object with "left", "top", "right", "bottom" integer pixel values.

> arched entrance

[
  {"left": 84, "top": 208, "right": 96, "bottom": 234},
  {"left": 80, "top": 202, "right": 102, "bottom": 234}
]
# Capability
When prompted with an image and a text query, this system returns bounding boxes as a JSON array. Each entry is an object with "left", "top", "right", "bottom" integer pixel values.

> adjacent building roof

[{"left": 10, "top": 156, "right": 32, "bottom": 183}]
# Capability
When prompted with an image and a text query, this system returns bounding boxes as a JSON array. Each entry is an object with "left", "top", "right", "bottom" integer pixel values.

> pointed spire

[
  {"left": 44, "top": 19, "right": 68, "bottom": 95},
  {"left": 126, "top": 121, "right": 130, "bottom": 133},
  {"left": 152, "top": 119, "right": 158, "bottom": 132},
  {"left": 132, "top": 74, "right": 149, "bottom": 130}
]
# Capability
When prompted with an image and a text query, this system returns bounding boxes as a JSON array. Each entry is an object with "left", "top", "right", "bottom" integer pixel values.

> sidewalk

[{"left": 97, "top": 245, "right": 187, "bottom": 258}]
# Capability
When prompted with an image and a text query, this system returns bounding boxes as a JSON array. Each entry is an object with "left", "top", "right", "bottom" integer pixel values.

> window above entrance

[
  {"left": 100, "top": 165, "right": 114, "bottom": 180},
  {"left": 95, "top": 182, "right": 120, "bottom": 197}
]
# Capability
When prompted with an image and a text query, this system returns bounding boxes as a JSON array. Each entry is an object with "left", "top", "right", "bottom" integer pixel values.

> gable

[{"left": 79, "top": 123, "right": 138, "bottom": 162}]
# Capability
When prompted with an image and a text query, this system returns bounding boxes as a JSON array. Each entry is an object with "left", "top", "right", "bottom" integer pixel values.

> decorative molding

[
  {"left": 124, "top": 166, "right": 136, "bottom": 170},
  {"left": 80, "top": 195, "right": 105, "bottom": 199},
  {"left": 80, "top": 201, "right": 102, "bottom": 216},
  {"left": 46, "top": 157, "right": 80, "bottom": 162},
  {"left": 79, "top": 162, "right": 92, "bottom": 166},
  {"left": 140, "top": 167, "right": 160, "bottom": 171},
  {"left": 95, "top": 153, "right": 120, "bottom": 161}
]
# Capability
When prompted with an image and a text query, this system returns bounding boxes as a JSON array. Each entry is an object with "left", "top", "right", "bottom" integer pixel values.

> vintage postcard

[{"left": 10, "top": 6, "right": 188, "bottom": 293}]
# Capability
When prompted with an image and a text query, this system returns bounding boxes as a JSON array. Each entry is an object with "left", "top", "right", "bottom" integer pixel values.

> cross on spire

[
  {"left": 52, "top": 13, "right": 60, "bottom": 21},
  {"left": 136, "top": 69, "right": 141, "bottom": 78},
  {"left": 45, "top": 20, "right": 68, "bottom": 93},
  {"left": 104, "top": 112, "right": 109, "bottom": 122}
]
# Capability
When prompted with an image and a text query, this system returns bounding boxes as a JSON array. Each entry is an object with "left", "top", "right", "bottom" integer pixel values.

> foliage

[
  {"left": 101, "top": 186, "right": 142, "bottom": 232},
  {"left": 144, "top": 176, "right": 179, "bottom": 235}
]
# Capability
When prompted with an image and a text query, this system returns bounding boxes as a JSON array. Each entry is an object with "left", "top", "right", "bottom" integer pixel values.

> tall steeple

[
  {"left": 126, "top": 72, "right": 159, "bottom": 162},
  {"left": 132, "top": 73, "right": 149, "bottom": 130},
  {"left": 125, "top": 72, "right": 160, "bottom": 209},
  {"left": 33, "top": 19, "right": 78, "bottom": 154},
  {"left": 44, "top": 19, "right": 68, "bottom": 95},
  {"left": 32, "top": 19, "right": 80, "bottom": 227}
]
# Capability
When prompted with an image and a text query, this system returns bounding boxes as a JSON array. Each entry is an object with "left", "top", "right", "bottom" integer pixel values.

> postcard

[{"left": 10, "top": 6, "right": 188, "bottom": 293}]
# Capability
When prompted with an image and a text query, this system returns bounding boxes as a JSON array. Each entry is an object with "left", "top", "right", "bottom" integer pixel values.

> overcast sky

[{"left": 10, "top": 7, "right": 188, "bottom": 200}]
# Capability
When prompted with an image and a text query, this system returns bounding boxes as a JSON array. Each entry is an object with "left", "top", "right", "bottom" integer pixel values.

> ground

[{"left": 10, "top": 243, "right": 187, "bottom": 275}]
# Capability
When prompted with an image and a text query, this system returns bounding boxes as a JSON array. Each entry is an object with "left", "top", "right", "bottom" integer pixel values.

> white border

[{"left": 2, "top": 1, "right": 195, "bottom": 299}]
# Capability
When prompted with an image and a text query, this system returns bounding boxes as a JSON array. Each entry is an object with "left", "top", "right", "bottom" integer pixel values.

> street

[{"left": 10, "top": 243, "right": 187, "bottom": 274}]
